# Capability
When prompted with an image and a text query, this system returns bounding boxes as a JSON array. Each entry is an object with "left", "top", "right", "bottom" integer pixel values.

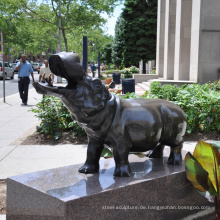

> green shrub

[
  {"left": 30, "top": 96, "right": 86, "bottom": 140},
  {"left": 120, "top": 92, "right": 141, "bottom": 99},
  {"left": 151, "top": 70, "right": 156, "bottom": 74},
  {"left": 31, "top": 81, "right": 220, "bottom": 139},
  {"left": 121, "top": 81, "right": 220, "bottom": 134},
  {"left": 150, "top": 82, "right": 179, "bottom": 100}
]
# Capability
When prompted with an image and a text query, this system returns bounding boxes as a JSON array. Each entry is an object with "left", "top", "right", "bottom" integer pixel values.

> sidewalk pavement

[{"left": 0, "top": 81, "right": 86, "bottom": 180}]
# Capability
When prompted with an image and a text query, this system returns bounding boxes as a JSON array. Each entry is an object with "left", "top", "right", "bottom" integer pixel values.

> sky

[{"left": 102, "top": 3, "right": 125, "bottom": 36}]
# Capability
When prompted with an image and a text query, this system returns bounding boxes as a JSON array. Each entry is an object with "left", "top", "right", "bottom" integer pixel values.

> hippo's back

[{"left": 119, "top": 98, "right": 186, "bottom": 151}]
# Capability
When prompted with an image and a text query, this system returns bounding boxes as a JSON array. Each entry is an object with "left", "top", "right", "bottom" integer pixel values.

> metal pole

[
  {"left": 59, "top": 0, "right": 61, "bottom": 50},
  {"left": 1, "top": 31, "right": 5, "bottom": 102},
  {"left": 98, "top": 52, "right": 100, "bottom": 78},
  {"left": 82, "top": 36, "right": 88, "bottom": 73},
  {"left": 57, "top": 0, "right": 62, "bottom": 83}
]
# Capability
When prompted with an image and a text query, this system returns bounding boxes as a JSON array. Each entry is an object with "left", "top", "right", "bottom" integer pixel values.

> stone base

[
  {"left": 7, "top": 151, "right": 213, "bottom": 220},
  {"left": 133, "top": 74, "right": 159, "bottom": 84}
]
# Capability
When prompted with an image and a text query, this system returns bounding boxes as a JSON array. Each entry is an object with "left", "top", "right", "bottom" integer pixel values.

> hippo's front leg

[{"left": 79, "top": 137, "right": 104, "bottom": 174}]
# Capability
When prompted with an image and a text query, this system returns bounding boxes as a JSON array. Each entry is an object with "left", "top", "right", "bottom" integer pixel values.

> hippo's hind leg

[
  {"left": 168, "top": 144, "right": 183, "bottom": 165},
  {"left": 146, "top": 144, "right": 165, "bottom": 158}
]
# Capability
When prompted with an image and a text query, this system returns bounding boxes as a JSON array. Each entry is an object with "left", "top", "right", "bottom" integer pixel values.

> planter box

[{"left": 122, "top": 78, "right": 135, "bottom": 94}]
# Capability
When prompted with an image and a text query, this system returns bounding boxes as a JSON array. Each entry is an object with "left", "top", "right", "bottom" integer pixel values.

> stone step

[
  {"left": 137, "top": 82, "right": 150, "bottom": 91},
  {"left": 142, "top": 81, "right": 150, "bottom": 87}
]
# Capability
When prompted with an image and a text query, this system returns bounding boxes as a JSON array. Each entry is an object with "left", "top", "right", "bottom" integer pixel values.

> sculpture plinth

[{"left": 7, "top": 150, "right": 213, "bottom": 220}]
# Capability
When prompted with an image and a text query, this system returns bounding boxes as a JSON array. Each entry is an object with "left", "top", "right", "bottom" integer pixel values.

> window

[{"left": 5, "top": 63, "right": 9, "bottom": 67}]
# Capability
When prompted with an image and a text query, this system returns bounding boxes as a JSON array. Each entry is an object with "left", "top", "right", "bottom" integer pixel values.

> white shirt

[{"left": 40, "top": 66, "right": 51, "bottom": 79}]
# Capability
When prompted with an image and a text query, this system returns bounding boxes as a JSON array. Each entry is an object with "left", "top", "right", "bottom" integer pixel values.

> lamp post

[
  {"left": 1, "top": 31, "right": 5, "bottom": 102},
  {"left": 57, "top": 0, "right": 62, "bottom": 83},
  {"left": 83, "top": 36, "right": 88, "bottom": 73},
  {"left": 98, "top": 52, "right": 100, "bottom": 78}
]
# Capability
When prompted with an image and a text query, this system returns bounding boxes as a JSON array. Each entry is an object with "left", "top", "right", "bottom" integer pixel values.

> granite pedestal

[{"left": 6, "top": 150, "right": 213, "bottom": 220}]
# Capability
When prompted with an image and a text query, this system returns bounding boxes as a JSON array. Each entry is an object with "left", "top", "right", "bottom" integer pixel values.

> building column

[
  {"left": 189, "top": 0, "right": 201, "bottom": 82},
  {"left": 163, "top": 0, "right": 177, "bottom": 80},
  {"left": 174, "top": 0, "right": 192, "bottom": 80},
  {"left": 156, "top": 0, "right": 166, "bottom": 77}
]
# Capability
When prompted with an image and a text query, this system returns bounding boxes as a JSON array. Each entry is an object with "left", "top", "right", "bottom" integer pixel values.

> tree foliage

[
  {"left": 111, "top": 15, "right": 125, "bottom": 68},
  {"left": 19, "top": 0, "right": 121, "bottom": 52},
  {"left": 101, "top": 42, "right": 113, "bottom": 65},
  {"left": 0, "top": 0, "right": 121, "bottom": 60},
  {"left": 121, "top": 0, "right": 157, "bottom": 68}
]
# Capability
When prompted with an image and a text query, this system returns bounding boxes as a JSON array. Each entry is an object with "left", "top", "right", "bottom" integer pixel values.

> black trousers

[
  {"left": 92, "top": 70, "right": 95, "bottom": 77},
  {"left": 18, "top": 77, "right": 30, "bottom": 103}
]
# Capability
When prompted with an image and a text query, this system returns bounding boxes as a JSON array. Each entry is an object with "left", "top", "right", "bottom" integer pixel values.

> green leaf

[
  {"left": 101, "top": 147, "right": 113, "bottom": 159},
  {"left": 133, "top": 152, "right": 145, "bottom": 158},
  {"left": 185, "top": 152, "right": 216, "bottom": 194},
  {"left": 193, "top": 141, "right": 220, "bottom": 194}
]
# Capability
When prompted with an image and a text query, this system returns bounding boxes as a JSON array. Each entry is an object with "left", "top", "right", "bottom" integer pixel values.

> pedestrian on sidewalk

[
  {"left": 15, "top": 54, "right": 35, "bottom": 105},
  {"left": 91, "top": 63, "right": 96, "bottom": 77}
]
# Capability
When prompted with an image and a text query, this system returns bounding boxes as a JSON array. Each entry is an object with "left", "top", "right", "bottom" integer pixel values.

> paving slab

[
  {"left": 0, "top": 215, "right": 6, "bottom": 220},
  {"left": 0, "top": 144, "right": 88, "bottom": 180},
  {"left": 0, "top": 143, "right": 198, "bottom": 180}
]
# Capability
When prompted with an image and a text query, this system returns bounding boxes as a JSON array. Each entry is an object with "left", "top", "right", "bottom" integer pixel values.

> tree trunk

[
  {"left": 62, "top": 29, "right": 68, "bottom": 52},
  {"left": 215, "top": 196, "right": 220, "bottom": 220}
]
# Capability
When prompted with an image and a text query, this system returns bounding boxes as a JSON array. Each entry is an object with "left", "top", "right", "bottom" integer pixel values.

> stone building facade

[{"left": 156, "top": 0, "right": 220, "bottom": 83}]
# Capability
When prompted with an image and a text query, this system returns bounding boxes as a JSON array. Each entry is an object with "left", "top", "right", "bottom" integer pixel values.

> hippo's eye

[{"left": 92, "top": 80, "right": 102, "bottom": 90}]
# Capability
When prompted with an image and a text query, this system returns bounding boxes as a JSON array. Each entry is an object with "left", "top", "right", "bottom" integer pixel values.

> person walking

[
  {"left": 15, "top": 54, "right": 35, "bottom": 105},
  {"left": 39, "top": 59, "right": 54, "bottom": 84},
  {"left": 91, "top": 63, "right": 96, "bottom": 77}
]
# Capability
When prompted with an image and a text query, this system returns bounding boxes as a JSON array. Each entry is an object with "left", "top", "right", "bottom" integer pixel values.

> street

[
  {"left": 0, "top": 72, "right": 60, "bottom": 99},
  {"left": 0, "top": 72, "right": 38, "bottom": 99}
]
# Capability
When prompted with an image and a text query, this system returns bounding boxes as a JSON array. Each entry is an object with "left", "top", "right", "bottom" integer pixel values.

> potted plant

[
  {"left": 185, "top": 141, "right": 220, "bottom": 219},
  {"left": 108, "top": 85, "right": 122, "bottom": 94},
  {"left": 121, "top": 68, "right": 132, "bottom": 79},
  {"left": 105, "top": 71, "right": 112, "bottom": 84},
  {"left": 129, "top": 66, "right": 139, "bottom": 75},
  {"left": 121, "top": 67, "right": 139, "bottom": 94},
  {"left": 112, "top": 71, "right": 121, "bottom": 84}
]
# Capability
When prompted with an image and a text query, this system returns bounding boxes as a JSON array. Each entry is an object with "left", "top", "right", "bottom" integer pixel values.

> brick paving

[{"left": 135, "top": 84, "right": 146, "bottom": 96}]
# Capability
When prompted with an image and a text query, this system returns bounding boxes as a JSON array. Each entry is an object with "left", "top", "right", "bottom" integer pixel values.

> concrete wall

[
  {"left": 133, "top": 74, "right": 159, "bottom": 84},
  {"left": 197, "top": 0, "right": 220, "bottom": 83}
]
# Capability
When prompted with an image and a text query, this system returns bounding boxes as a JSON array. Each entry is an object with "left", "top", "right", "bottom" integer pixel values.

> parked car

[
  {"left": 37, "top": 63, "right": 44, "bottom": 74},
  {"left": 10, "top": 63, "right": 19, "bottom": 73},
  {"left": 0, "top": 61, "right": 14, "bottom": 79},
  {"left": 32, "top": 63, "right": 39, "bottom": 71}
]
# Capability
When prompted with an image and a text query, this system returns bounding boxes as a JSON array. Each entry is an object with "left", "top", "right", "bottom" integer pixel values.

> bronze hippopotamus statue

[{"left": 33, "top": 52, "right": 187, "bottom": 177}]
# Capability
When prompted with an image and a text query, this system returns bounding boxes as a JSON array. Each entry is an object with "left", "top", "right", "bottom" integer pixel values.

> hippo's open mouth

[
  {"left": 32, "top": 78, "right": 78, "bottom": 96},
  {"left": 33, "top": 52, "right": 85, "bottom": 95}
]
